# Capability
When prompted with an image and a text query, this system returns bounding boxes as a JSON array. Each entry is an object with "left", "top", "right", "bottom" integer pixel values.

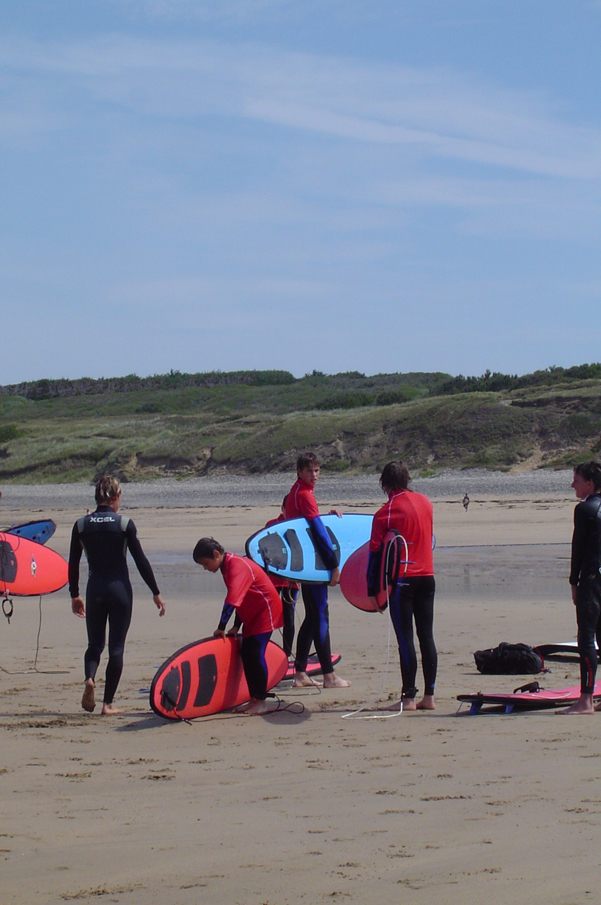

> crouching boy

[{"left": 193, "top": 537, "right": 284, "bottom": 715}]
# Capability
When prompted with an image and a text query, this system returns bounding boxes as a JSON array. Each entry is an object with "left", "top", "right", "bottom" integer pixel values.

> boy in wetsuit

[
  {"left": 564, "top": 461, "right": 601, "bottom": 714},
  {"left": 69, "top": 477, "right": 166, "bottom": 715},
  {"left": 367, "top": 460, "right": 436, "bottom": 711},
  {"left": 285, "top": 452, "right": 350, "bottom": 688},
  {"left": 193, "top": 536, "right": 284, "bottom": 715}
]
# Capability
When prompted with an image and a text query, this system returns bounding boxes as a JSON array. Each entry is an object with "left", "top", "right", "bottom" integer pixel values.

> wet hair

[
  {"left": 297, "top": 452, "right": 320, "bottom": 472},
  {"left": 95, "top": 476, "right": 122, "bottom": 505},
  {"left": 193, "top": 537, "right": 225, "bottom": 562},
  {"left": 379, "top": 460, "right": 411, "bottom": 493},
  {"left": 574, "top": 461, "right": 601, "bottom": 491}
]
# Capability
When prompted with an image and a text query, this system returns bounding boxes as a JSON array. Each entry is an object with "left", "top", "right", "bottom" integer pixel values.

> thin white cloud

[{"left": 2, "top": 36, "right": 600, "bottom": 178}]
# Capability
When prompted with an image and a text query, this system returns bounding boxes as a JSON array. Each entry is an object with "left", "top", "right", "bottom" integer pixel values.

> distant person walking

[
  {"left": 69, "top": 477, "right": 166, "bottom": 715},
  {"left": 463, "top": 493, "right": 470, "bottom": 512},
  {"left": 564, "top": 462, "right": 601, "bottom": 714}
]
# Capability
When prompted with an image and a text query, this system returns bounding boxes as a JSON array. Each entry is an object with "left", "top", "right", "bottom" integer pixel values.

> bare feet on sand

[
  {"left": 101, "top": 703, "right": 123, "bottom": 715},
  {"left": 381, "top": 695, "right": 435, "bottom": 712},
  {"left": 561, "top": 694, "right": 594, "bottom": 714},
  {"left": 293, "top": 672, "right": 323, "bottom": 687},
  {"left": 323, "top": 672, "right": 351, "bottom": 688},
  {"left": 81, "top": 680, "right": 95, "bottom": 713},
  {"left": 417, "top": 695, "right": 436, "bottom": 710}
]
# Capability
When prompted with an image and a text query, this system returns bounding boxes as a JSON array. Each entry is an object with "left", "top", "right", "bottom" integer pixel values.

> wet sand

[{"left": 1, "top": 478, "right": 598, "bottom": 905}]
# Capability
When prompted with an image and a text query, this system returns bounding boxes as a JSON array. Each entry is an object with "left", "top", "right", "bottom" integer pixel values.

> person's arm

[
  {"left": 68, "top": 521, "right": 85, "bottom": 617},
  {"left": 215, "top": 602, "right": 236, "bottom": 636},
  {"left": 308, "top": 515, "right": 339, "bottom": 571},
  {"left": 125, "top": 521, "right": 166, "bottom": 615},
  {"left": 570, "top": 503, "right": 587, "bottom": 588}
]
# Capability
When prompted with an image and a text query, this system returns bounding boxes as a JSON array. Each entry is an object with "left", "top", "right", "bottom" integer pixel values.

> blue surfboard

[
  {"left": 245, "top": 513, "right": 373, "bottom": 584},
  {"left": 4, "top": 519, "right": 56, "bottom": 545}
]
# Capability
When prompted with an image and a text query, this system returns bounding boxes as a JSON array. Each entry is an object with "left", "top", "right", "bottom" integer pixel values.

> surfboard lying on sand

[
  {"left": 339, "top": 530, "right": 407, "bottom": 612},
  {"left": 535, "top": 641, "right": 598, "bottom": 658},
  {"left": 246, "top": 513, "right": 372, "bottom": 584},
  {"left": 0, "top": 531, "right": 68, "bottom": 597},
  {"left": 3, "top": 519, "right": 56, "bottom": 545},
  {"left": 284, "top": 652, "right": 341, "bottom": 679},
  {"left": 457, "top": 680, "right": 601, "bottom": 714},
  {"left": 150, "top": 636, "right": 289, "bottom": 720}
]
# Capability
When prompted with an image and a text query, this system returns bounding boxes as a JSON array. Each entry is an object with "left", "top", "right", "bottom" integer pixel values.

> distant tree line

[{"left": 1, "top": 363, "right": 600, "bottom": 403}]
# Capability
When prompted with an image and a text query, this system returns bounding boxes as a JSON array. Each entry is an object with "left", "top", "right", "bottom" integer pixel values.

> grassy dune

[{"left": 0, "top": 371, "right": 600, "bottom": 483}]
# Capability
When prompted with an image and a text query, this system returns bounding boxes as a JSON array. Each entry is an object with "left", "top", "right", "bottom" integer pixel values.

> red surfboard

[
  {"left": 150, "top": 636, "right": 289, "bottom": 720},
  {"left": 340, "top": 530, "right": 407, "bottom": 612},
  {"left": 457, "top": 680, "right": 601, "bottom": 714},
  {"left": 0, "top": 531, "right": 68, "bottom": 597}
]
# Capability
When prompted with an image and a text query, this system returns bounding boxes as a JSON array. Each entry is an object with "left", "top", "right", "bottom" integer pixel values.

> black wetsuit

[
  {"left": 68, "top": 506, "right": 160, "bottom": 705},
  {"left": 570, "top": 493, "right": 601, "bottom": 695}
]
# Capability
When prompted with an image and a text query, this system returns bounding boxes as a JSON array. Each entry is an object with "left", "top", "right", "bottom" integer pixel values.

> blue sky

[{"left": 1, "top": 0, "right": 600, "bottom": 384}]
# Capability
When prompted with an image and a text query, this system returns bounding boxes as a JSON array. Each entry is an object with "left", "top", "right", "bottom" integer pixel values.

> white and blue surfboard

[
  {"left": 4, "top": 519, "right": 56, "bottom": 545},
  {"left": 245, "top": 513, "right": 372, "bottom": 584}
]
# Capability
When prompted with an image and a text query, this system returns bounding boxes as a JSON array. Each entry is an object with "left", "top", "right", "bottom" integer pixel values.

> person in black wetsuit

[
  {"left": 564, "top": 461, "right": 601, "bottom": 714},
  {"left": 69, "top": 476, "right": 166, "bottom": 715}
]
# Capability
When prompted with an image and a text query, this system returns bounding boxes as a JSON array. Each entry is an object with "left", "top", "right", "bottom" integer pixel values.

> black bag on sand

[{"left": 474, "top": 642, "right": 544, "bottom": 675}]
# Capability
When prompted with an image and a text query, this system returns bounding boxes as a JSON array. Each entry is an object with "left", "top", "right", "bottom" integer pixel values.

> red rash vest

[
  {"left": 285, "top": 478, "right": 320, "bottom": 520},
  {"left": 369, "top": 490, "right": 434, "bottom": 577},
  {"left": 221, "top": 553, "right": 284, "bottom": 637}
]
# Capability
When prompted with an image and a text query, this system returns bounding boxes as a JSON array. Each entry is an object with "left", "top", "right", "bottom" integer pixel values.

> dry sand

[{"left": 1, "top": 479, "right": 599, "bottom": 905}]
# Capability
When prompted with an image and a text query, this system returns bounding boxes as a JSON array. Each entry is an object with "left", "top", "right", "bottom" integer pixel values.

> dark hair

[
  {"left": 574, "top": 461, "right": 601, "bottom": 491},
  {"left": 379, "top": 460, "right": 411, "bottom": 493},
  {"left": 193, "top": 537, "right": 225, "bottom": 562},
  {"left": 297, "top": 452, "right": 320, "bottom": 471},
  {"left": 95, "top": 476, "right": 122, "bottom": 505}
]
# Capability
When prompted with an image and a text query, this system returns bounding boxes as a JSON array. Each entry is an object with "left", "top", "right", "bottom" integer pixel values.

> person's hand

[
  {"left": 370, "top": 595, "right": 386, "bottom": 614},
  {"left": 329, "top": 566, "right": 340, "bottom": 587},
  {"left": 153, "top": 594, "right": 166, "bottom": 616},
  {"left": 226, "top": 628, "right": 240, "bottom": 638},
  {"left": 329, "top": 509, "right": 343, "bottom": 518},
  {"left": 213, "top": 628, "right": 226, "bottom": 639},
  {"left": 71, "top": 596, "right": 85, "bottom": 618},
  {"left": 571, "top": 585, "right": 578, "bottom": 605}
]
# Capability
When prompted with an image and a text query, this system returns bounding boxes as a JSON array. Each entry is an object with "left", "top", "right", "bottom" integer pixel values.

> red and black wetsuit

[
  {"left": 264, "top": 515, "right": 299, "bottom": 657},
  {"left": 216, "top": 553, "right": 284, "bottom": 700},
  {"left": 368, "top": 490, "right": 437, "bottom": 699},
  {"left": 68, "top": 506, "right": 160, "bottom": 705},
  {"left": 285, "top": 478, "right": 338, "bottom": 676},
  {"left": 570, "top": 493, "right": 601, "bottom": 694}
]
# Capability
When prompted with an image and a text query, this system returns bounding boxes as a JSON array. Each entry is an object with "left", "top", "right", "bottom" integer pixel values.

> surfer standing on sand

[
  {"left": 563, "top": 461, "right": 601, "bottom": 715},
  {"left": 367, "top": 460, "right": 437, "bottom": 711},
  {"left": 285, "top": 452, "right": 351, "bottom": 689},
  {"left": 69, "top": 477, "right": 166, "bottom": 715},
  {"left": 193, "top": 537, "right": 284, "bottom": 714}
]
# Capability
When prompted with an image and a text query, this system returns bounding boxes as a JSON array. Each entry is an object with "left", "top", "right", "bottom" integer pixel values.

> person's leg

[
  {"left": 309, "top": 584, "right": 334, "bottom": 677},
  {"left": 281, "top": 586, "right": 297, "bottom": 658},
  {"left": 388, "top": 579, "right": 418, "bottom": 706},
  {"left": 565, "top": 579, "right": 600, "bottom": 714},
  {"left": 239, "top": 632, "right": 275, "bottom": 714},
  {"left": 102, "top": 580, "right": 133, "bottom": 714},
  {"left": 412, "top": 576, "right": 437, "bottom": 709},
  {"left": 294, "top": 584, "right": 318, "bottom": 674},
  {"left": 82, "top": 582, "right": 108, "bottom": 712}
]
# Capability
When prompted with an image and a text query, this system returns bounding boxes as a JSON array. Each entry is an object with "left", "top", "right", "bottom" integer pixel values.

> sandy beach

[{"left": 1, "top": 473, "right": 598, "bottom": 905}]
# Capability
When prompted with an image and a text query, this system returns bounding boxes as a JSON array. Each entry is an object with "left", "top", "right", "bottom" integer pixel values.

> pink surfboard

[
  {"left": 457, "top": 680, "right": 601, "bottom": 714},
  {"left": 150, "top": 636, "right": 289, "bottom": 720},
  {"left": 339, "top": 530, "right": 407, "bottom": 612},
  {"left": 0, "top": 531, "right": 68, "bottom": 597}
]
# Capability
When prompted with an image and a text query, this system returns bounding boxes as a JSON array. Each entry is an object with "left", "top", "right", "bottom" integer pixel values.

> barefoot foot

[
  {"left": 241, "top": 698, "right": 279, "bottom": 715},
  {"left": 416, "top": 695, "right": 436, "bottom": 710},
  {"left": 101, "top": 703, "right": 123, "bottom": 715},
  {"left": 293, "top": 672, "right": 322, "bottom": 688},
  {"left": 323, "top": 672, "right": 351, "bottom": 688},
  {"left": 81, "top": 680, "right": 96, "bottom": 713}
]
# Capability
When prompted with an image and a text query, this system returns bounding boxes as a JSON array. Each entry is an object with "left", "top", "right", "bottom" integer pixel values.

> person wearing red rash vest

[
  {"left": 285, "top": 452, "right": 350, "bottom": 689},
  {"left": 193, "top": 536, "right": 283, "bottom": 715},
  {"left": 367, "top": 460, "right": 436, "bottom": 712}
]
